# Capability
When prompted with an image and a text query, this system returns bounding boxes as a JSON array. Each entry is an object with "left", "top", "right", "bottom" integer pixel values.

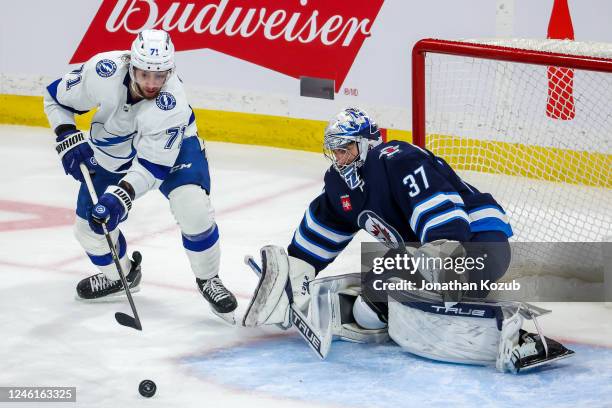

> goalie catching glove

[
  {"left": 411, "top": 239, "right": 468, "bottom": 305},
  {"left": 242, "top": 245, "right": 314, "bottom": 327}
]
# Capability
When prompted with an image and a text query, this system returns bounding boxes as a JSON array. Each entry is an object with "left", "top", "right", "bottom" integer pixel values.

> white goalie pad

[
  {"left": 388, "top": 297, "right": 503, "bottom": 365},
  {"left": 309, "top": 273, "right": 389, "bottom": 344},
  {"left": 387, "top": 287, "right": 553, "bottom": 367}
]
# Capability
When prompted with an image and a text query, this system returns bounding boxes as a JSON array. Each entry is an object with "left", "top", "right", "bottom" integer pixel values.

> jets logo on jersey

[
  {"left": 156, "top": 92, "right": 176, "bottom": 111},
  {"left": 379, "top": 145, "right": 401, "bottom": 159},
  {"left": 357, "top": 210, "right": 404, "bottom": 249},
  {"left": 340, "top": 195, "right": 352, "bottom": 212},
  {"left": 95, "top": 59, "right": 117, "bottom": 77}
]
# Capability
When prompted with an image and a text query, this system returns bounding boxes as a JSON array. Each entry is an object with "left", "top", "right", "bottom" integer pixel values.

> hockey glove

[
  {"left": 88, "top": 185, "right": 132, "bottom": 234},
  {"left": 414, "top": 239, "right": 468, "bottom": 305},
  {"left": 414, "top": 240, "right": 467, "bottom": 283},
  {"left": 55, "top": 129, "right": 97, "bottom": 182}
]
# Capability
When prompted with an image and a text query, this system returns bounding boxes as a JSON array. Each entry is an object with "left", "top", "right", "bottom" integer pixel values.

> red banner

[{"left": 71, "top": 0, "right": 385, "bottom": 92}]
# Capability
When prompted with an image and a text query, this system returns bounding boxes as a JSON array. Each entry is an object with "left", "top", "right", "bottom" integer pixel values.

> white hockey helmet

[
  {"left": 130, "top": 29, "right": 175, "bottom": 72},
  {"left": 323, "top": 107, "right": 382, "bottom": 189}
]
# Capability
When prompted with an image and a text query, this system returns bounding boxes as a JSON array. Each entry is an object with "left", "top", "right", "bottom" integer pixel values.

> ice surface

[
  {"left": 0, "top": 125, "right": 610, "bottom": 407},
  {"left": 187, "top": 337, "right": 612, "bottom": 408}
]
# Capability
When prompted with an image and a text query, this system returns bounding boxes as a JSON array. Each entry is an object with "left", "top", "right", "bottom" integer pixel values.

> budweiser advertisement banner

[
  {"left": 3, "top": 1, "right": 612, "bottom": 124},
  {"left": 71, "top": 0, "right": 385, "bottom": 92}
]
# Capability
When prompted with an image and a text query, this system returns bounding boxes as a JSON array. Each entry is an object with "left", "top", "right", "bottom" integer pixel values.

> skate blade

[
  {"left": 74, "top": 286, "right": 141, "bottom": 303},
  {"left": 212, "top": 309, "right": 236, "bottom": 326},
  {"left": 517, "top": 349, "right": 575, "bottom": 373}
]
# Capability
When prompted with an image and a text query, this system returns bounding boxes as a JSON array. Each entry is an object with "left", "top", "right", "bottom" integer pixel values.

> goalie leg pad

[
  {"left": 388, "top": 297, "right": 503, "bottom": 365},
  {"left": 386, "top": 286, "right": 571, "bottom": 371}
]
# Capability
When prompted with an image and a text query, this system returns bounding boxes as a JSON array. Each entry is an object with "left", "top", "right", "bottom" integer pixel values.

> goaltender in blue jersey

[
  {"left": 288, "top": 120, "right": 513, "bottom": 273},
  {"left": 243, "top": 107, "right": 573, "bottom": 373}
]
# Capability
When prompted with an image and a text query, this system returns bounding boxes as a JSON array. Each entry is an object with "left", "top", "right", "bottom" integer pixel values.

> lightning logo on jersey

[
  {"left": 156, "top": 92, "right": 176, "bottom": 111},
  {"left": 95, "top": 59, "right": 117, "bottom": 77}
]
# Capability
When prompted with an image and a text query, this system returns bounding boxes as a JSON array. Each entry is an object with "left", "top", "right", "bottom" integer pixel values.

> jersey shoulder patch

[
  {"left": 374, "top": 141, "right": 430, "bottom": 165},
  {"left": 377, "top": 144, "right": 403, "bottom": 159},
  {"left": 155, "top": 92, "right": 177, "bottom": 111},
  {"left": 95, "top": 59, "right": 118, "bottom": 78}
]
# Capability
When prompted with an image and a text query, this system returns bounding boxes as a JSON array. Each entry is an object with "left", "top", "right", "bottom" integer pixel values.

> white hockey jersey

[{"left": 44, "top": 51, "right": 198, "bottom": 198}]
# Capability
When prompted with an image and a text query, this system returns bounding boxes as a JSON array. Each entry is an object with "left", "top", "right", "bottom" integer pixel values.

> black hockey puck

[{"left": 138, "top": 379, "right": 156, "bottom": 398}]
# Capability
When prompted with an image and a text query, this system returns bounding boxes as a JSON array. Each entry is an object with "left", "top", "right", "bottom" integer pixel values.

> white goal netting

[{"left": 416, "top": 39, "right": 612, "bottom": 282}]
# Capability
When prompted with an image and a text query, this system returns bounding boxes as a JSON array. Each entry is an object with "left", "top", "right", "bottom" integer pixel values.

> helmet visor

[{"left": 323, "top": 137, "right": 359, "bottom": 171}]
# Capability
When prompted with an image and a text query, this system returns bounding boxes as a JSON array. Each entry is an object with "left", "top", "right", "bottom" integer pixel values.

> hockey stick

[
  {"left": 79, "top": 164, "right": 142, "bottom": 331},
  {"left": 244, "top": 255, "right": 331, "bottom": 359}
]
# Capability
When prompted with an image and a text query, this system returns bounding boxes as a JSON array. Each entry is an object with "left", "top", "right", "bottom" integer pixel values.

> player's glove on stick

[
  {"left": 55, "top": 129, "right": 97, "bottom": 182},
  {"left": 89, "top": 185, "right": 132, "bottom": 234}
]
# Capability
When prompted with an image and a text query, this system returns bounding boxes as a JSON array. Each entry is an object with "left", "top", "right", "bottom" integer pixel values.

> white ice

[{"left": 0, "top": 125, "right": 611, "bottom": 408}]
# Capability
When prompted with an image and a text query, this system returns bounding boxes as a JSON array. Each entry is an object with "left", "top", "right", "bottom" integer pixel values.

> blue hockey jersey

[{"left": 288, "top": 141, "right": 513, "bottom": 272}]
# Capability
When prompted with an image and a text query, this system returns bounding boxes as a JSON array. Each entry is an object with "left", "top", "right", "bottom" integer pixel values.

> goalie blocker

[{"left": 242, "top": 245, "right": 574, "bottom": 373}]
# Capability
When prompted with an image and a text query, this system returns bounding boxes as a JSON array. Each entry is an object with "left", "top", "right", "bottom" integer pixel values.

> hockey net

[{"left": 412, "top": 38, "right": 611, "bottom": 282}]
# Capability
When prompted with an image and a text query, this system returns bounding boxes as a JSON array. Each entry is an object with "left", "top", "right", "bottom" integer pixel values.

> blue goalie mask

[{"left": 323, "top": 107, "right": 382, "bottom": 189}]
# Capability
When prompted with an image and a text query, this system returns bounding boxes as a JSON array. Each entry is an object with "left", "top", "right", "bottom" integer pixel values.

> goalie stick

[
  {"left": 244, "top": 255, "right": 332, "bottom": 359},
  {"left": 80, "top": 164, "right": 143, "bottom": 331}
]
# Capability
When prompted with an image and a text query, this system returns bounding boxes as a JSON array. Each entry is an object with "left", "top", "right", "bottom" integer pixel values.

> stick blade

[{"left": 115, "top": 312, "right": 142, "bottom": 331}]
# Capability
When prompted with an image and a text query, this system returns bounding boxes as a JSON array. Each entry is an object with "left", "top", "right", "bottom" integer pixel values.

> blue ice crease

[{"left": 183, "top": 335, "right": 612, "bottom": 408}]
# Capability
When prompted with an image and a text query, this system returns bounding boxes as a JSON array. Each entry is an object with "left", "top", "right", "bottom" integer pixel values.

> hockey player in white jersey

[
  {"left": 44, "top": 29, "right": 237, "bottom": 323},
  {"left": 243, "top": 107, "right": 573, "bottom": 372}
]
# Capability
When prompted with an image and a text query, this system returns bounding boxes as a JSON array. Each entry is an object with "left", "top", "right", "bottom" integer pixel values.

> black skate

[
  {"left": 197, "top": 276, "right": 237, "bottom": 325},
  {"left": 76, "top": 252, "right": 142, "bottom": 301},
  {"left": 510, "top": 330, "right": 575, "bottom": 373}
]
